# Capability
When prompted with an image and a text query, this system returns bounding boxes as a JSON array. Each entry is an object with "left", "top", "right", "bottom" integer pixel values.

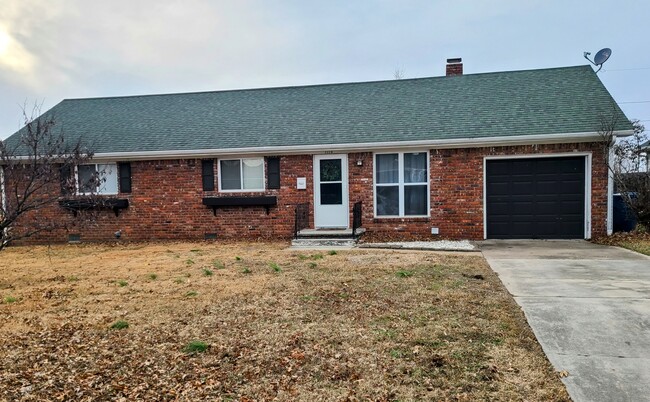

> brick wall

[{"left": 12, "top": 141, "right": 607, "bottom": 243}]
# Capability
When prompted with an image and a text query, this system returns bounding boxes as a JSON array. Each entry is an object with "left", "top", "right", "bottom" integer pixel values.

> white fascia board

[{"left": 71, "top": 130, "right": 633, "bottom": 162}]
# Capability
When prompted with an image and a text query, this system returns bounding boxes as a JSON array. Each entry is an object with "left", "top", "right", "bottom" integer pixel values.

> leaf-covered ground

[
  {"left": 0, "top": 242, "right": 569, "bottom": 401},
  {"left": 594, "top": 231, "right": 650, "bottom": 256}
]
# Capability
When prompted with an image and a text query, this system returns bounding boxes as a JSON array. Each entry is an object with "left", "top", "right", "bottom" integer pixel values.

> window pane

[
  {"left": 376, "top": 185, "right": 399, "bottom": 216},
  {"left": 97, "top": 164, "right": 118, "bottom": 194},
  {"left": 320, "top": 159, "right": 341, "bottom": 182},
  {"left": 78, "top": 165, "right": 96, "bottom": 193},
  {"left": 320, "top": 183, "right": 342, "bottom": 205},
  {"left": 376, "top": 154, "right": 398, "bottom": 184},
  {"left": 242, "top": 158, "right": 264, "bottom": 189},
  {"left": 220, "top": 160, "right": 241, "bottom": 190},
  {"left": 405, "top": 185, "right": 427, "bottom": 215},
  {"left": 404, "top": 153, "right": 427, "bottom": 183}
]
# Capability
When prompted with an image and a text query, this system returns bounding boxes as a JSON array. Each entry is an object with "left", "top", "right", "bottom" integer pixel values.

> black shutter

[
  {"left": 59, "top": 165, "right": 73, "bottom": 195},
  {"left": 266, "top": 157, "right": 280, "bottom": 189},
  {"left": 118, "top": 162, "right": 132, "bottom": 193},
  {"left": 202, "top": 160, "right": 215, "bottom": 191}
]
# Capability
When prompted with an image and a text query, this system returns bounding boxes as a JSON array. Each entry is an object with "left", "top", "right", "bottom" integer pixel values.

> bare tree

[
  {"left": 0, "top": 106, "right": 95, "bottom": 250},
  {"left": 600, "top": 116, "right": 650, "bottom": 229}
]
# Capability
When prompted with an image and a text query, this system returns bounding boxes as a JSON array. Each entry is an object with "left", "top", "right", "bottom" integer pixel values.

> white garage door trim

[{"left": 483, "top": 152, "right": 593, "bottom": 240}]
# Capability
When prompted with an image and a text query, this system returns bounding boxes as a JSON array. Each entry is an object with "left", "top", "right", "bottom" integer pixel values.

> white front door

[{"left": 314, "top": 154, "right": 349, "bottom": 228}]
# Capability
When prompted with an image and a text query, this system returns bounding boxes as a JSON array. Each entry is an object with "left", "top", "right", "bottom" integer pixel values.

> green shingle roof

[{"left": 4, "top": 65, "right": 632, "bottom": 154}]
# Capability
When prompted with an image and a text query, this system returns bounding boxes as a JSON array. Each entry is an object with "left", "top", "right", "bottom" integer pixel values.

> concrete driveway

[{"left": 481, "top": 240, "right": 650, "bottom": 402}]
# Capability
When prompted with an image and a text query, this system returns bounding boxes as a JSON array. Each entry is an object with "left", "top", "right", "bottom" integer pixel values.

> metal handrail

[
  {"left": 352, "top": 201, "right": 362, "bottom": 236},
  {"left": 294, "top": 203, "right": 309, "bottom": 238}
]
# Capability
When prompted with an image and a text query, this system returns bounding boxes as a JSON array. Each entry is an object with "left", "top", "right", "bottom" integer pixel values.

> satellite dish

[
  {"left": 594, "top": 48, "right": 611, "bottom": 65},
  {"left": 583, "top": 48, "right": 612, "bottom": 73}
]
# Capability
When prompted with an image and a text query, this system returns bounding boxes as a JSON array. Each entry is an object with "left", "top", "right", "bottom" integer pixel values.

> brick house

[{"left": 2, "top": 61, "right": 633, "bottom": 242}]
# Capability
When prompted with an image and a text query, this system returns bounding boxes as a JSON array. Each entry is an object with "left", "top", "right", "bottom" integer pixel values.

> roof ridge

[{"left": 62, "top": 65, "right": 594, "bottom": 102}]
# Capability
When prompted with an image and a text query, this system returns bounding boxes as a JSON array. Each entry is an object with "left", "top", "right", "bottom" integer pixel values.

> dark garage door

[{"left": 486, "top": 156, "right": 586, "bottom": 239}]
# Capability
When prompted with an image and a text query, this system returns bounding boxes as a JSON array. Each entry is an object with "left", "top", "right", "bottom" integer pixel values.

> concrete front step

[
  {"left": 296, "top": 228, "right": 365, "bottom": 238},
  {"left": 291, "top": 237, "right": 358, "bottom": 248}
]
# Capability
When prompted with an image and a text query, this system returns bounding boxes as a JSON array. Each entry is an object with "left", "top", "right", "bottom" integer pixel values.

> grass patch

[
  {"left": 241, "top": 267, "right": 252, "bottom": 274},
  {"left": 110, "top": 320, "right": 129, "bottom": 330},
  {"left": 328, "top": 250, "right": 338, "bottom": 256},
  {"left": 185, "top": 291, "right": 198, "bottom": 297},
  {"left": 308, "top": 262, "right": 318, "bottom": 269},
  {"left": 67, "top": 275, "right": 79, "bottom": 282},
  {"left": 3, "top": 296, "right": 18, "bottom": 304},
  {"left": 185, "top": 259, "right": 195, "bottom": 265},
  {"left": 148, "top": 273, "right": 158, "bottom": 280},
  {"left": 174, "top": 278, "right": 185, "bottom": 284},
  {"left": 269, "top": 262, "right": 282, "bottom": 272},
  {"left": 396, "top": 270, "right": 414, "bottom": 278},
  {"left": 183, "top": 340, "right": 209, "bottom": 354},
  {"left": 235, "top": 256, "right": 242, "bottom": 261},
  {"left": 212, "top": 260, "right": 225, "bottom": 269},
  {"left": 117, "top": 280, "right": 128, "bottom": 287},
  {"left": 594, "top": 232, "right": 650, "bottom": 256},
  {"left": 311, "top": 253, "right": 324, "bottom": 260},
  {"left": 202, "top": 268, "right": 214, "bottom": 277}
]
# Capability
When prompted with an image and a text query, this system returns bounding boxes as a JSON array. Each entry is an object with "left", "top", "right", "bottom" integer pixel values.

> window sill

[
  {"left": 217, "top": 189, "right": 266, "bottom": 193},
  {"left": 373, "top": 216, "right": 431, "bottom": 223}
]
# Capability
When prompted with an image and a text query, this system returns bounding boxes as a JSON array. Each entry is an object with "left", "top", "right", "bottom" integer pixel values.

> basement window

[
  {"left": 77, "top": 163, "right": 119, "bottom": 195},
  {"left": 219, "top": 158, "right": 265, "bottom": 192}
]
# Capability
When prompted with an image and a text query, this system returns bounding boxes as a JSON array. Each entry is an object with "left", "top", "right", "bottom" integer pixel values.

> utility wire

[
  {"left": 602, "top": 67, "right": 650, "bottom": 72},
  {"left": 619, "top": 101, "right": 650, "bottom": 104}
]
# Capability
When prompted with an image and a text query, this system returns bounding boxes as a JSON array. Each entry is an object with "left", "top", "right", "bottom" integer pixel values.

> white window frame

[
  {"left": 75, "top": 163, "right": 119, "bottom": 196},
  {"left": 373, "top": 150, "right": 430, "bottom": 218},
  {"left": 218, "top": 157, "right": 265, "bottom": 193}
]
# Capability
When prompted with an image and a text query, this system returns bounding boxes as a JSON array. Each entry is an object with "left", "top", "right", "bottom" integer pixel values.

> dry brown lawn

[
  {"left": 594, "top": 231, "right": 650, "bottom": 256},
  {"left": 0, "top": 242, "right": 569, "bottom": 401}
]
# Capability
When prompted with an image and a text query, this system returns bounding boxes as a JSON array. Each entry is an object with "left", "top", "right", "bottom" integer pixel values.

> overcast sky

[{"left": 1, "top": 0, "right": 648, "bottom": 139}]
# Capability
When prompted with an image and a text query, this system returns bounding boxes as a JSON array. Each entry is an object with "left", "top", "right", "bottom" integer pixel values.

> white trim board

[
  {"left": 82, "top": 130, "right": 632, "bottom": 162},
  {"left": 483, "top": 152, "right": 593, "bottom": 240}
]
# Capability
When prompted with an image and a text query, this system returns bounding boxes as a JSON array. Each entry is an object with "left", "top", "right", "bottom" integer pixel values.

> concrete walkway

[{"left": 481, "top": 240, "right": 650, "bottom": 402}]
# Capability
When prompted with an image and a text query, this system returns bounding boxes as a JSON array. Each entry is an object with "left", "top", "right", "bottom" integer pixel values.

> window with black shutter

[
  {"left": 59, "top": 165, "right": 73, "bottom": 195},
  {"left": 118, "top": 162, "right": 132, "bottom": 193},
  {"left": 266, "top": 157, "right": 280, "bottom": 189},
  {"left": 202, "top": 160, "right": 215, "bottom": 191}
]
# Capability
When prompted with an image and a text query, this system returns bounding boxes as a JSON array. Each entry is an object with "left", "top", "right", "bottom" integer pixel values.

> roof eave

[{"left": 86, "top": 131, "right": 632, "bottom": 162}]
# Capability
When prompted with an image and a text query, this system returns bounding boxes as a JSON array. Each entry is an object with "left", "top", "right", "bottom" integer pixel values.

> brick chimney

[{"left": 446, "top": 58, "right": 463, "bottom": 76}]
